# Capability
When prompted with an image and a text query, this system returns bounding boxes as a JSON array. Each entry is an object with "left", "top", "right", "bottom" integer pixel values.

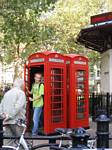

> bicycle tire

[
  {"left": 32, "top": 143, "right": 67, "bottom": 150},
  {"left": 2, "top": 146, "right": 16, "bottom": 150},
  {"left": 0, "top": 147, "right": 16, "bottom": 150},
  {"left": 50, "top": 145, "right": 64, "bottom": 150}
]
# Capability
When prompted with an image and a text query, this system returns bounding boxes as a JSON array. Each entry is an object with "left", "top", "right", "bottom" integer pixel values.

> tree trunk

[{"left": 13, "top": 61, "right": 23, "bottom": 81}]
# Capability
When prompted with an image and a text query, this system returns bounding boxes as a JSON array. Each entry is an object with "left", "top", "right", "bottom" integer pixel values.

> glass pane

[
  {"left": 76, "top": 70, "right": 86, "bottom": 119},
  {"left": 50, "top": 68, "right": 64, "bottom": 123}
]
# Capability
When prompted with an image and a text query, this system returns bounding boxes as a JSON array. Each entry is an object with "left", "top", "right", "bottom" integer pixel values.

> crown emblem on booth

[{"left": 55, "top": 54, "right": 59, "bottom": 58}]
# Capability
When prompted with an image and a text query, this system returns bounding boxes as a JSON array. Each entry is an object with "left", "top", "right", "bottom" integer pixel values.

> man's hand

[
  {"left": 26, "top": 86, "right": 29, "bottom": 93},
  {"left": 26, "top": 86, "right": 32, "bottom": 95},
  {"left": 0, "top": 113, "right": 9, "bottom": 121},
  {"left": 4, "top": 114, "right": 9, "bottom": 121},
  {"left": 29, "top": 97, "right": 33, "bottom": 101},
  {"left": 0, "top": 113, "right": 6, "bottom": 119}
]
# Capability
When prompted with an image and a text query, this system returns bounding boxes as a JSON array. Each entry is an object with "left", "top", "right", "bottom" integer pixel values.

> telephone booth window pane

[
  {"left": 50, "top": 68, "right": 64, "bottom": 123},
  {"left": 76, "top": 70, "right": 86, "bottom": 119},
  {"left": 51, "top": 89, "right": 63, "bottom": 95}
]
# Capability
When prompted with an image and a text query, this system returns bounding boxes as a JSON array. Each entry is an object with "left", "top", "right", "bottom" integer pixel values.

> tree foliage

[
  {"left": 0, "top": 0, "right": 57, "bottom": 78},
  {"left": 0, "top": 0, "right": 106, "bottom": 78},
  {"left": 39, "top": 0, "right": 105, "bottom": 65}
]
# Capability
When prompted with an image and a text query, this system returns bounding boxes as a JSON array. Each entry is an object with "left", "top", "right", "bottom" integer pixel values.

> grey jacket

[{"left": 0, "top": 87, "right": 26, "bottom": 124}]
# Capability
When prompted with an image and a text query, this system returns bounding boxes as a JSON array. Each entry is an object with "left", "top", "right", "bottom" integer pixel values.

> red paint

[
  {"left": 65, "top": 54, "right": 89, "bottom": 128},
  {"left": 24, "top": 51, "right": 67, "bottom": 134}
]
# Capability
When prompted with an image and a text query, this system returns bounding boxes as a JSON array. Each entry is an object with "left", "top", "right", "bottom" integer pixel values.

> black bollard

[
  {"left": 96, "top": 114, "right": 110, "bottom": 148},
  {"left": 0, "top": 116, "right": 3, "bottom": 148},
  {"left": 70, "top": 127, "right": 90, "bottom": 149}
]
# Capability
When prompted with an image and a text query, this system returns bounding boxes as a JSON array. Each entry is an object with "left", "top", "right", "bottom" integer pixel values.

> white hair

[{"left": 13, "top": 78, "right": 24, "bottom": 89}]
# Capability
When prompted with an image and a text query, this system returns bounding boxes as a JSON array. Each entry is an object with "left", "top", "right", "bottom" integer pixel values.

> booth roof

[
  {"left": 29, "top": 51, "right": 59, "bottom": 57},
  {"left": 28, "top": 51, "right": 65, "bottom": 60},
  {"left": 65, "top": 54, "right": 88, "bottom": 61},
  {"left": 34, "top": 51, "right": 61, "bottom": 55},
  {"left": 76, "top": 21, "right": 112, "bottom": 53},
  {"left": 42, "top": 51, "right": 53, "bottom": 55},
  {"left": 65, "top": 54, "right": 79, "bottom": 58}
]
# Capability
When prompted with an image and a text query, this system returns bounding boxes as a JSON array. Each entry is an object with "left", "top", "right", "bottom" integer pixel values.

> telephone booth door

[
  {"left": 44, "top": 53, "right": 67, "bottom": 134},
  {"left": 66, "top": 55, "right": 89, "bottom": 128},
  {"left": 24, "top": 52, "right": 45, "bottom": 133},
  {"left": 24, "top": 64, "right": 31, "bottom": 130},
  {"left": 75, "top": 67, "right": 89, "bottom": 127}
]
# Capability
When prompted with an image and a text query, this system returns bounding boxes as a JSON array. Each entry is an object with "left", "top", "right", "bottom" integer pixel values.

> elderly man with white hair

[{"left": 0, "top": 78, "right": 26, "bottom": 146}]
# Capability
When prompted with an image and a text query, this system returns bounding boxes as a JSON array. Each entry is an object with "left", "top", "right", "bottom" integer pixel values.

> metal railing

[{"left": 89, "top": 93, "right": 112, "bottom": 121}]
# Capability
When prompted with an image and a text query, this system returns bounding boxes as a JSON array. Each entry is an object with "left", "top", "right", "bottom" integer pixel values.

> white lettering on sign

[
  {"left": 74, "top": 61, "right": 86, "bottom": 65},
  {"left": 30, "top": 58, "right": 44, "bottom": 63},
  {"left": 49, "top": 58, "right": 64, "bottom": 63}
]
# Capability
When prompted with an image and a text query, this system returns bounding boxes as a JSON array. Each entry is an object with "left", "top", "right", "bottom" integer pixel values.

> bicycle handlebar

[
  {"left": 55, "top": 128, "right": 73, "bottom": 135},
  {"left": 16, "top": 119, "right": 26, "bottom": 127}
]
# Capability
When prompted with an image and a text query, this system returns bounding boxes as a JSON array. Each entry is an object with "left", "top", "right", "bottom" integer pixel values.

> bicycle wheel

[
  {"left": 2, "top": 145, "right": 16, "bottom": 150},
  {"left": 50, "top": 145, "right": 64, "bottom": 150},
  {"left": 32, "top": 143, "right": 67, "bottom": 150}
]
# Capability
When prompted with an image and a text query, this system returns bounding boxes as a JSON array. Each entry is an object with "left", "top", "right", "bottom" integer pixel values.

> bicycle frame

[
  {"left": 2, "top": 145, "right": 17, "bottom": 150},
  {"left": 2, "top": 120, "right": 31, "bottom": 150},
  {"left": 58, "top": 133, "right": 72, "bottom": 149},
  {"left": 2, "top": 134, "right": 29, "bottom": 150},
  {"left": 16, "top": 134, "right": 29, "bottom": 150}
]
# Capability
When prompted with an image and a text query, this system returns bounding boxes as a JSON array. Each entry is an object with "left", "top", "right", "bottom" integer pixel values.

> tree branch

[{"left": 17, "top": 44, "right": 20, "bottom": 57}]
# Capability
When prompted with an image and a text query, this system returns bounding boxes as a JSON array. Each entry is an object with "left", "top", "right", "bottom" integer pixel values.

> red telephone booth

[
  {"left": 24, "top": 51, "right": 67, "bottom": 134},
  {"left": 66, "top": 54, "right": 89, "bottom": 128}
]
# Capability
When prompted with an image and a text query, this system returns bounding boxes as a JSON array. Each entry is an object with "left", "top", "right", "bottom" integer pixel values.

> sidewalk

[
  {"left": 87, "top": 117, "right": 112, "bottom": 148},
  {"left": 32, "top": 117, "right": 112, "bottom": 149}
]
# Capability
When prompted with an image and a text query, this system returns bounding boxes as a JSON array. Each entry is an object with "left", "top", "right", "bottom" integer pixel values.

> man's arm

[
  {"left": 29, "top": 84, "right": 44, "bottom": 101},
  {"left": 10, "top": 92, "right": 26, "bottom": 119},
  {"left": 29, "top": 95, "right": 42, "bottom": 101},
  {"left": 26, "top": 86, "right": 32, "bottom": 95}
]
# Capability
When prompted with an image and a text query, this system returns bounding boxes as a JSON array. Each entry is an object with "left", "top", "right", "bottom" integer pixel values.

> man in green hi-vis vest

[{"left": 27, "top": 73, "right": 44, "bottom": 136}]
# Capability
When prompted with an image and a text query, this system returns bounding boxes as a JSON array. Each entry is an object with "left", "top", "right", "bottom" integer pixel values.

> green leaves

[
  {"left": 39, "top": 0, "right": 104, "bottom": 63},
  {"left": 1, "top": 0, "right": 56, "bottom": 55},
  {"left": 0, "top": 0, "right": 57, "bottom": 78},
  {"left": 0, "top": 0, "right": 106, "bottom": 78}
]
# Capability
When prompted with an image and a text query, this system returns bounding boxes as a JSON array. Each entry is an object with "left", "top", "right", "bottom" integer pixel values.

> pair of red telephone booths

[{"left": 24, "top": 51, "right": 89, "bottom": 134}]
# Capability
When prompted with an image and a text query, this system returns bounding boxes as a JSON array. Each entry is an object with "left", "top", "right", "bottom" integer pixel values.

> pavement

[
  {"left": 31, "top": 117, "right": 112, "bottom": 149},
  {"left": 85, "top": 117, "right": 112, "bottom": 148}
]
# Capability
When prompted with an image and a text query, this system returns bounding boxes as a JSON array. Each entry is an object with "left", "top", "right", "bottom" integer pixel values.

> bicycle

[
  {"left": 1, "top": 119, "right": 68, "bottom": 150},
  {"left": 1, "top": 119, "right": 96, "bottom": 150},
  {"left": 50, "top": 127, "right": 97, "bottom": 150},
  {"left": 2, "top": 119, "right": 32, "bottom": 150}
]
